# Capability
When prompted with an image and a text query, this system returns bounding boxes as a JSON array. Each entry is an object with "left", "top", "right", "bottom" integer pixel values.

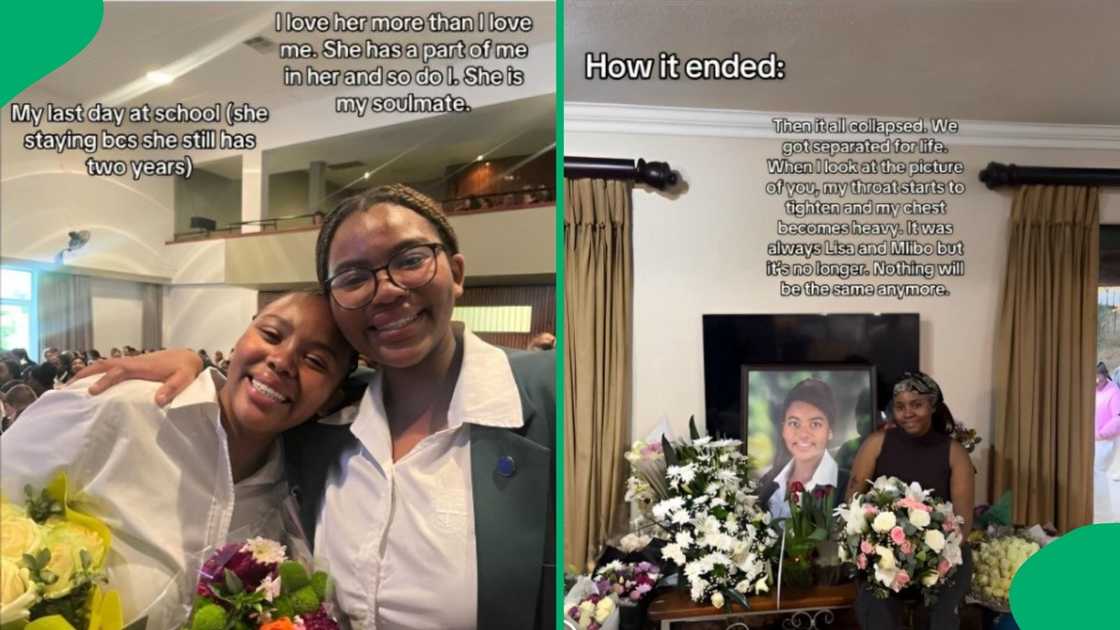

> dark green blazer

[{"left": 283, "top": 349, "right": 555, "bottom": 630}]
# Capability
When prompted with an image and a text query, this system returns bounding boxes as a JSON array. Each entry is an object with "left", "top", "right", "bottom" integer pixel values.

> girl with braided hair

[{"left": 846, "top": 371, "right": 975, "bottom": 630}]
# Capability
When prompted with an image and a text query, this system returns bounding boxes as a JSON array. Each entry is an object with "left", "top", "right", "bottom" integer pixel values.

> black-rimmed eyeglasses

[{"left": 327, "top": 243, "right": 444, "bottom": 310}]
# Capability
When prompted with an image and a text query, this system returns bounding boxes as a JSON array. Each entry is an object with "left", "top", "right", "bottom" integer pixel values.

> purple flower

[
  {"left": 197, "top": 543, "right": 276, "bottom": 595},
  {"left": 301, "top": 608, "right": 339, "bottom": 630}
]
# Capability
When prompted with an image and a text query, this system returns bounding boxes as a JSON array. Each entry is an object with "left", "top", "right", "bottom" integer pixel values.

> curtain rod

[
  {"left": 979, "top": 162, "right": 1120, "bottom": 189},
  {"left": 564, "top": 156, "right": 679, "bottom": 190}
]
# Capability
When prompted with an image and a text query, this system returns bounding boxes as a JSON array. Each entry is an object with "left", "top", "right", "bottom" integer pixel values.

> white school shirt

[
  {"left": 0, "top": 370, "right": 285, "bottom": 624},
  {"left": 766, "top": 450, "right": 840, "bottom": 521},
  {"left": 316, "top": 330, "right": 523, "bottom": 630}
]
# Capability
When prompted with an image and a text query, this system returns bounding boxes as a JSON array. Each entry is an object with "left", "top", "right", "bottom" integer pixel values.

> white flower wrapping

[
  {"left": 834, "top": 476, "right": 965, "bottom": 605},
  {"left": 651, "top": 438, "right": 777, "bottom": 606}
]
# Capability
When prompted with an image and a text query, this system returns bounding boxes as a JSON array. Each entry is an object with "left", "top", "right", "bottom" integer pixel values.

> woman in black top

[{"left": 846, "top": 372, "right": 975, "bottom": 630}]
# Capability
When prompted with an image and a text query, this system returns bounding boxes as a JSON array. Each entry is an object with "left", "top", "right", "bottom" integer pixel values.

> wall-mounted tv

[{"left": 702, "top": 313, "right": 919, "bottom": 440}]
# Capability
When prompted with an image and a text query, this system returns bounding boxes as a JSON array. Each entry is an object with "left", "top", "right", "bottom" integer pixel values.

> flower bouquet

[
  {"left": 778, "top": 482, "right": 836, "bottom": 588},
  {"left": 651, "top": 419, "right": 778, "bottom": 611},
  {"left": 185, "top": 538, "right": 337, "bottom": 630},
  {"left": 1, "top": 474, "right": 122, "bottom": 630},
  {"left": 563, "top": 577, "right": 617, "bottom": 630},
  {"left": 592, "top": 560, "right": 660, "bottom": 630},
  {"left": 623, "top": 440, "right": 668, "bottom": 530},
  {"left": 968, "top": 535, "right": 1039, "bottom": 612},
  {"left": 835, "top": 476, "right": 965, "bottom": 606}
]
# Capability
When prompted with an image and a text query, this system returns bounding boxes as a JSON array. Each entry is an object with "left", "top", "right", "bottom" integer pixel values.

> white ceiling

[
  {"left": 565, "top": 0, "right": 1120, "bottom": 125},
  {"left": 200, "top": 94, "right": 555, "bottom": 186}
]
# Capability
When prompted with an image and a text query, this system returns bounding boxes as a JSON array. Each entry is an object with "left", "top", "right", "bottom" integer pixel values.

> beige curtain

[
  {"left": 38, "top": 272, "right": 93, "bottom": 353},
  {"left": 564, "top": 178, "right": 632, "bottom": 571},
  {"left": 141, "top": 283, "right": 163, "bottom": 350},
  {"left": 993, "top": 185, "right": 1099, "bottom": 532}
]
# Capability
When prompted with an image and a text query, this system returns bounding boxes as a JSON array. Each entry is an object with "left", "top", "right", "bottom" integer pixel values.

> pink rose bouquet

[{"left": 834, "top": 476, "right": 965, "bottom": 605}]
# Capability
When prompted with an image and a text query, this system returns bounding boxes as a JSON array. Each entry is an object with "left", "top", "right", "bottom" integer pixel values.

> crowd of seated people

[{"left": 0, "top": 344, "right": 236, "bottom": 433}]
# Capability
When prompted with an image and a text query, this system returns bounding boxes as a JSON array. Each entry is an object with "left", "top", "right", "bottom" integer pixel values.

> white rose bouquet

[
  {"left": 623, "top": 440, "right": 668, "bottom": 529},
  {"left": 835, "top": 476, "right": 965, "bottom": 606},
  {"left": 651, "top": 423, "right": 778, "bottom": 611}
]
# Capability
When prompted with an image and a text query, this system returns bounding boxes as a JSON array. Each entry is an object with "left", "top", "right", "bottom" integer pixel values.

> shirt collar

[
  {"left": 166, "top": 368, "right": 225, "bottom": 411},
  {"left": 350, "top": 329, "right": 523, "bottom": 461},
  {"left": 772, "top": 450, "right": 839, "bottom": 492}
]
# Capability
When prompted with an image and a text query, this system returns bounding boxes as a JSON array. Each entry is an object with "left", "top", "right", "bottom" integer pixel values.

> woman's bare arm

[
  {"left": 845, "top": 430, "right": 885, "bottom": 501},
  {"left": 949, "top": 441, "right": 976, "bottom": 535},
  {"left": 72, "top": 349, "right": 204, "bottom": 406}
]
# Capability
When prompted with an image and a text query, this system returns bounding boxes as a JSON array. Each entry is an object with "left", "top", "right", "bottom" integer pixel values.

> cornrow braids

[{"left": 315, "top": 184, "right": 460, "bottom": 290}]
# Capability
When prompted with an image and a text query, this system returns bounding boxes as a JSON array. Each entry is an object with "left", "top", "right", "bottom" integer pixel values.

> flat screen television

[{"left": 702, "top": 313, "right": 919, "bottom": 440}]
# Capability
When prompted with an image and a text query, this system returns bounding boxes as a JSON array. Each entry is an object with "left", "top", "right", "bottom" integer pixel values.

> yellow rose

[
  {"left": 0, "top": 515, "right": 43, "bottom": 561},
  {"left": 1, "top": 502, "right": 28, "bottom": 523},
  {"left": 44, "top": 519, "right": 107, "bottom": 569},
  {"left": 593, "top": 597, "right": 614, "bottom": 623},
  {"left": 40, "top": 541, "right": 80, "bottom": 599},
  {"left": 0, "top": 557, "right": 39, "bottom": 625}
]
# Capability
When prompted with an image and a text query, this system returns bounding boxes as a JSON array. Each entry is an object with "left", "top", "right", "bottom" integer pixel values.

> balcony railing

[{"left": 170, "top": 186, "right": 555, "bottom": 243}]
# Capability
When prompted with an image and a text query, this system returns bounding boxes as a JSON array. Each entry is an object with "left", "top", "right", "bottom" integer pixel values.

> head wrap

[
  {"left": 892, "top": 371, "right": 943, "bottom": 406},
  {"left": 1098, "top": 362, "right": 1110, "bottom": 379}
]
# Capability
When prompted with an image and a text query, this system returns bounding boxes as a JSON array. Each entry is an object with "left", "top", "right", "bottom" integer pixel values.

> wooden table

[{"left": 647, "top": 583, "right": 857, "bottom": 629}]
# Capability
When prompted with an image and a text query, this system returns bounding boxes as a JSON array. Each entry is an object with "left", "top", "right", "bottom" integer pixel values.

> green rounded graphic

[
  {"left": 1010, "top": 523, "right": 1120, "bottom": 627},
  {"left": 0, "top": 1, "right": 103, "bottom": 106}
]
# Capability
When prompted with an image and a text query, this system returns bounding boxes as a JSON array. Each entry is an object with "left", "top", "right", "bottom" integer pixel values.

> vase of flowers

[{"left": 780, "top": 482, "right": 836, "bottom": 589}]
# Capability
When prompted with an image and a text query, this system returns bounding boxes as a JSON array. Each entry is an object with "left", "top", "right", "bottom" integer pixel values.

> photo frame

[{"left": 740, "top": 364, "right": 877, "bottom": 481}]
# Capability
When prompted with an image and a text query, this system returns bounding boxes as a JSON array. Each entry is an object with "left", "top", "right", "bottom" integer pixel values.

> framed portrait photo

[{"left": 740, "top": 364, "right": 877, "bottom": 482}]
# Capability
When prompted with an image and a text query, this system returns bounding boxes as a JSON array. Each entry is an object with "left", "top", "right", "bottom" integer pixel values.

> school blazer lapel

[{"left": 471, "top": 410, "right": 552, "bottom": 629}]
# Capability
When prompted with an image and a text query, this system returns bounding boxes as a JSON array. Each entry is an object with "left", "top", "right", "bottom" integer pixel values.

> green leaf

[
  {"left": 689, "top": 416, "right": 700, "bottom": 441},
  {"left": 662, "top": 434, "right": 679, "bottom": 467},
  {"left": 224, "top": 569, "right": 244, "bottom": 595},
  {"left": 726, "top": 588, "right": 751, "bottom": 611},
  {"left": 808, "top": 528, "right": 828, "bottom": 542}
]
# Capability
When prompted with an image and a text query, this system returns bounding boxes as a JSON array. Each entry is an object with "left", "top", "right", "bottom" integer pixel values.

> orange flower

[{"left": 260, "top": 618, "right": 296, "bottom": 630}]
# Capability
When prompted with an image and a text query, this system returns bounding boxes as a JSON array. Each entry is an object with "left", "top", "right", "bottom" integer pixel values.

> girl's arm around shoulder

[{"left": 0, "top": 377, "right": 150, "bottom": 499}]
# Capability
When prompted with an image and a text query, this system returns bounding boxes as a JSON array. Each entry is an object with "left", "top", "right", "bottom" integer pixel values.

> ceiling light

[
  {"left": 363, "top": 172, "right": 370, "bottom": 179},
  {"left": 476, "top": 154, "right": 485, "bottom": 161},
  {"left": 146, "top": 71, "right": 174, "bottom": 85}
]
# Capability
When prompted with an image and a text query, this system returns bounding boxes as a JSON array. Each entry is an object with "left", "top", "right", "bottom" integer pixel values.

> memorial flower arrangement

[
  {"left": 0, "top": 474, "right": 121, "bottom": 630},
  {"left": 652, "top": 421, "right": 778, "bottom": 610},
  {"left": 187, "top": 538, "right": 337, "bottom": 630},
  {"left": 835, "top": 476, "right": 964, "bottom": 606}
]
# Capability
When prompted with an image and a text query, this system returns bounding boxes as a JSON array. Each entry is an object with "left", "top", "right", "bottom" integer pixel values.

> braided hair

[{"left": 315, "top": 184, "right": 460, "bottom": 290}]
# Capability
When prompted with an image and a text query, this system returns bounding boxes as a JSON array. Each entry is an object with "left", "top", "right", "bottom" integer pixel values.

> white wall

[
  {"left": 89, "top": 278, "right": 144, "bottom": 352},
  {"left": 163, "top": 285, "right": 257, "bottom": 355},
  {"left": 567, "top": 126, "right": 1120, "bottom": 502}
]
